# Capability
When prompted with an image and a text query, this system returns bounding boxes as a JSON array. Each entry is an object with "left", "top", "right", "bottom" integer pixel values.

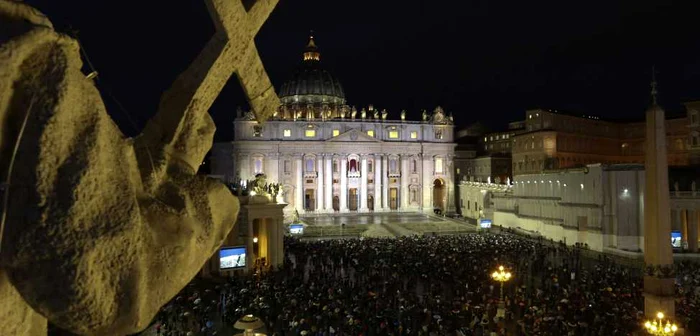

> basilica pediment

[{"left": 327, "top": 129, "right": 382, "bottom": 142}]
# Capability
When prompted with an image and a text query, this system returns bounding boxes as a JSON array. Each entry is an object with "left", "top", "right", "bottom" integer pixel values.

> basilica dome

[{"left": 279, "top": 34, "right": 346, "bottom": 106}]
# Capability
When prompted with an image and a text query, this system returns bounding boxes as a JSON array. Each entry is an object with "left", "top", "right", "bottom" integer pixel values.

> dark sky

[{"left": 27, "top": 0, "right": 700, "bottom": 139}]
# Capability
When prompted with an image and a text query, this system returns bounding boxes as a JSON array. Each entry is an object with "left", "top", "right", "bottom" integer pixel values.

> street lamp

[
  {"left": 644, "top": 312, "right": 678, "bottom": 335},
  {"left": 491, "top": 265, "right": 512, "bottom": 318},
  {"left": 234, "top": 314, "right": 266, "bottom": 336}
]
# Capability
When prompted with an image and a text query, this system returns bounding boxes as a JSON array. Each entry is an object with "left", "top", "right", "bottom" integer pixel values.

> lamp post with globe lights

[
  {"left": 644, "top": 312, "right": 678, "bottom": 335},
  {"left": 491, "top": 265, "right": 512, "bottom": 318},
  {"left": 234, "top": 314, "right": 266, "bottom": 336}
]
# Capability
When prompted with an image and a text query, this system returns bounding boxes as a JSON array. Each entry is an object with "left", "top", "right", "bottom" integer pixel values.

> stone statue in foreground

[{"left": 0, "top": 0, "right": 279, "bottom": 335}]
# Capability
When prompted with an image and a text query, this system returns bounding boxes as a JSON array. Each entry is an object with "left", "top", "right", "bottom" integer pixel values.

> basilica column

[
  {"left": 374, "top": 154, "right": 382, "bottom": 211},
  {"left": 446, "top": 155, "right": 456, "bottom": 213},
  {"left": 681, "top": 209, "right": 688, "bottom": 248},
  {"left": 232, "top": 152, "right": 240, "bottom": 182},
  {"left": 689, "top": 210, "right": 699, "bottom": 253},
  {"left": 316, "top": 155, "right": 324, "bottom": 212},
  {"left": 400, "top": 154, "right": 409, "bottom": 209},
  {"left": 382, "top": 155, "right": 389, "bottom": 209},
  {"left": 295, "top": 155, "right": 303, "bottom": 212},
  {"left": 360, "top": 155, "right": 368, "bottom": 211},
  {"left": 422, "top": 153, "right": 432, "bottom": 212},
  {"left": 340, "top": 156, "right": 348, "bottom": 212},
  {"left": 325, "top": 154, "right": 333, "bottom": 212}
]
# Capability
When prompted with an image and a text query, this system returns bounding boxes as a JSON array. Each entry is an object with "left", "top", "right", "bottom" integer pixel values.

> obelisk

[{"left": 643, "top": 74, "right": 675, "bottom": 317}]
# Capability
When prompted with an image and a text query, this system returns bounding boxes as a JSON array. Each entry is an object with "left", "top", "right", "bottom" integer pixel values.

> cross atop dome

[{"left": 303, "top": 31, "right": 320, "bottom": 62}]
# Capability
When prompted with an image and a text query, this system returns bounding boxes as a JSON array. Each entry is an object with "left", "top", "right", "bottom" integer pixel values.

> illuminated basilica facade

[{"left": 211, "top": 35, "right": 456, "bottom": 214}]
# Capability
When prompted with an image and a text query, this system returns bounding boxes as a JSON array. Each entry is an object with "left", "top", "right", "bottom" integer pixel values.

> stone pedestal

[
  {"left": 643, "top": 276, "right": 676, "bottom": 317},
  {"left": 204, "top": 194, "right": 286, "bottom": 278}
]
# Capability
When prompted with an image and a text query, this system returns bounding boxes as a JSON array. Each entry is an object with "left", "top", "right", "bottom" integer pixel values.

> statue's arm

[{"left": 0, "top": 4, "right": 238, "bottom": 334}]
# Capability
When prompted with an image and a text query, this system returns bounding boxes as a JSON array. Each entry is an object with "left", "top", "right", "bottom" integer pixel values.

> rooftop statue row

[{"left": 237, "top": 105, "right": 454, "bottom": 124}]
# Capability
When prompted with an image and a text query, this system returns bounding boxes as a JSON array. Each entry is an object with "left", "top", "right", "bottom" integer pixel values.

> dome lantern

[{"left": 303, "top": 31, "right": 320, "bottom": 62}]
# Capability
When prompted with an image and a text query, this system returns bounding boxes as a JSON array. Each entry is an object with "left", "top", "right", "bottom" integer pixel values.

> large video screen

[
  {"left": 671, "top": 231, "right": 682, "bottom": 248},
  {"left": 290, "top": 224, "right": 304, "bottom": 234},
  {"left": 479, "top": 219, "right": 492, "bottom": 229},
  {"left": 219, "top": 246, "right": 246, "bottom": 270}
]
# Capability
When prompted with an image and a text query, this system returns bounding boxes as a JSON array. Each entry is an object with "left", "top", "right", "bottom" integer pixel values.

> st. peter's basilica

[{"left": 211, "top": 34, "right": 456, "bottom": 215}]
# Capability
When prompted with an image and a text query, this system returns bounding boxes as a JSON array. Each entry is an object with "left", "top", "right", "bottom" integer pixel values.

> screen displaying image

[
  {"left": 290, "top": 224, "right": 304, "bottom": 234},
  {"left": 479, "top": 219, "right": 492, "bottom": 229},
  {"left": 671, "top": 231, "right": 682, "bottom": 248},
  {"left": 219, "top": 246, "right": 246, "bottom": 270}
]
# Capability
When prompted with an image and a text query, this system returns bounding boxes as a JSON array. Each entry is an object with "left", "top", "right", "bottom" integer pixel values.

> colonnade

[
  {"left": 233, "top": 152, "right": 455, "bottom": 214},
  {"left": 671, "top": 208, "right": 700, "bottom": 252}
]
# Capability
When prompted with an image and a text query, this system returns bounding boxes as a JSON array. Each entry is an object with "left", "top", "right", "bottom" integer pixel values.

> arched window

[
  {"left": 389, "top": 159, "right": 397, "bottom": 173},
  {"left": 254, "top": 159, "right": 263, "bottom": 174},
  {"left": 306, "top": 159, "right": 314, "bottom": 172},
  {"left": 349, "top": 159, "right": 358, "bottom": 172},
  {"left": 435, "top": 157, "right": 444, "bottom": 174},
  {"left": 251, "top": 154, "right": 264, "bottom": 175}
]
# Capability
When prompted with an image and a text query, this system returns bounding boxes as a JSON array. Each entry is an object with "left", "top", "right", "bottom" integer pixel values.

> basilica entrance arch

[
  {"left": 349, "top": 188, "right": 358, "bottom": 211},
  {"left": 389, "top": 188, "right": 398, "bottom": 210},
  {"left": 433, "top": 179, "right": 445, "bottom": 212},
  {"left": 333, "top": 196, "right": 340, "bottom": 212}
]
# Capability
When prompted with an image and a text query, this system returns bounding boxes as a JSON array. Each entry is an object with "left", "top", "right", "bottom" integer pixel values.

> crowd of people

[{"left": 149, "top": 233, "right": 700, "bottom": 335}]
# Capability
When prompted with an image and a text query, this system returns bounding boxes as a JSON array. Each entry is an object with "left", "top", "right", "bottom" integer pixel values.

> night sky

[{"left": 26, "top": 0, "right": 700, "bottom": 140}]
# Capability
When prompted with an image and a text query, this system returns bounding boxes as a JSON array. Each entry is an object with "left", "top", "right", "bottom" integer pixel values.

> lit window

[
  {"left": 332, "top": 129, "right": 340, "bottom": 137},
  {"left": 283, "top": 129, "right": 291, "bottom": 137},
  {"left": 484, "top": 137, "right": 487, "bottom": 142},
  {"left": 389, "top": 131, "right": 399, "bottom": 139},
  {"left": 435, "top": 157, "right": 444, "bottom": 173},
  {"left": 305, "top": 129, "right": 316, "bottom": 137},
  {"left": 367, "top": 130, "right": 374, "bottom": 137},
  {"left": 411, "top": 131, "right": 418, "bottom": 139},
  {"left": 456, "top": 168, "right": 461, "bottom": 174}
]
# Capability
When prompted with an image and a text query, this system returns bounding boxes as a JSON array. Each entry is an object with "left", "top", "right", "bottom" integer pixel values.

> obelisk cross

[{"left": 136, "top": 0, "right": 280, "bottom": 188}]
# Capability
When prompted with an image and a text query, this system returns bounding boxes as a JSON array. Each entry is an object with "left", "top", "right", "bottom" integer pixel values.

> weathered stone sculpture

[{"left": 0, "top": 0, "right": 279, "bottom": 335}]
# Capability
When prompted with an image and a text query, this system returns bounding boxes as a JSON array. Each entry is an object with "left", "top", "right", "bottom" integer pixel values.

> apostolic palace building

[{"left": 211, "top": 35, "right": 457, "bottom": 215}]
